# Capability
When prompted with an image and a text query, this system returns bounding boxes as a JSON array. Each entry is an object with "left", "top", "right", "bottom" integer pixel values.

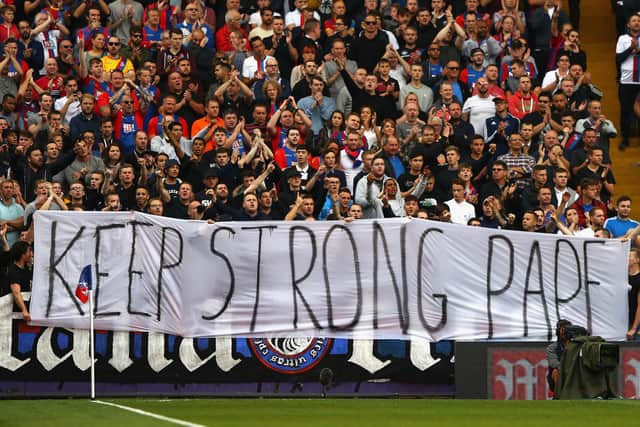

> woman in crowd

[
  {"left": 101, "top": 143, "right": 124, "bottom": 179},
  {"left": 263, "top": 80, "right": 284, "bottom": 119},
  {"left": 319, "top": 110, "right": 345, "bottom": 152},
  {"left": 379, "top": 119, "right": 398, "bottom": 153},
  {"left": 84, "top": 31, "right": 106, "bottom": 68},
  {"left": 360, "top": 106, "right": 381, "bottom": 151}
]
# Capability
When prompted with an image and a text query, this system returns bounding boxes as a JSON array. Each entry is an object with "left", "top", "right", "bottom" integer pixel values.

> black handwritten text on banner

[{"left": 30, "top": 212, "right": 629, "bottom": 341}]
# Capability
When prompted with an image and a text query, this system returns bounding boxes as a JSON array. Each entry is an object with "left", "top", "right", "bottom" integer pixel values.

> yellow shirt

[{"left": 101, "top": 55, "right": 135, "bottom": 75}]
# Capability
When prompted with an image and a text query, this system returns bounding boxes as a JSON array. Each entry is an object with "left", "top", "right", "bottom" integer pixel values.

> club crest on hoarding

[{"left": 248, "top": 337, "right": 332, "bottom": 374}]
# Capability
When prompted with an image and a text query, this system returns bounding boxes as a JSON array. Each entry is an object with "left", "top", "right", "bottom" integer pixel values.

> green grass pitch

[{"left": 1, "top": 398, "right": 639, "bottom": 427}]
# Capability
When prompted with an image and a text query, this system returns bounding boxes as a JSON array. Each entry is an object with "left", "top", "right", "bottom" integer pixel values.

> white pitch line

[{"left": 92, "top": 399, "right": 208, "bottom": 427}]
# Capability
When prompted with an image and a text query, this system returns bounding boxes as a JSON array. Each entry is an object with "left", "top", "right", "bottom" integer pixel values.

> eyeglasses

[
  {"left": 131, "top": 34, "right": 142, "bottom": 38},
  {"left": 60, "top": 44, "right": 72, "bottom": 48},
  {"left": 108, "top": 42, "right": 121, "bottom": 46},
  {"left": 448, "top": 66, "right": 459, "bottom": 70},
  {"left": 364, "top": 21, "right": 376, "bottom": 25},
  {"left": 122, "top": 100, "right": 133, "bottom": 104},
  {"left": 492, "top": 168, "right": 504, "bottom": 172}
]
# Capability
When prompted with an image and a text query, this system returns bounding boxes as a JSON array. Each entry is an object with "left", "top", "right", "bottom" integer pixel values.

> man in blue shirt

[
  {"left": 177, "top": 3, "right": 215, "bottom": 50},
  {"left": 605, "top": 195, "right": 639, "bottom": 238},
  {"left": 297, "top": 76, "right": 335, "bottom": 137}
]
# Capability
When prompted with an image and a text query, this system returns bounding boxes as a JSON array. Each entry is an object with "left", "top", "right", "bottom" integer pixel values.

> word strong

[{"left": 31, "top": 212, "right": 629, "bottom": 341}]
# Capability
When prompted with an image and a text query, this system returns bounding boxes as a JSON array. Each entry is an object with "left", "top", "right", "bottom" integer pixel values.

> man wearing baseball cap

[{"left": 483, "top": 96, "right": 521, "bottom": 158}]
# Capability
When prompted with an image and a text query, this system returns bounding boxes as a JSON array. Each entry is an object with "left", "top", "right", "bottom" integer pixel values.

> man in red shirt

[
  {"left": 216, "top": 9, "right": 247, "bottom": 53},
  {"left": 35, "top": 58, "right": 64, "bottom": 99}
]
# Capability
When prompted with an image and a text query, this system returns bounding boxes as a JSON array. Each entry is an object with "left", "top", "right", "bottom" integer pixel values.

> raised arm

[
  {"left": 245, "top": 163, "right": 275, "bottom": 194},
  {"left": 236, "top": 76, "right": 255, "bottom": 102},
  {"left": 238, "top": 137, "right": 261, "bottom": 168},
  {"left": 17, "top": 69, "right": 35, "bottom": 102},
  {"left": 156, "top": 174, "right": 171, "bottom": 204},
  {"left": 304, "top": 163, "right": 326, "bottom": 193},
  {"left": 551, "top": 209, "right": 574, "bottom": 235},
  {"left": 225, "top": 116, "right": 246, "bottom": 148},
  {"left": 267, "top": 98, "right": 290, "bottom": 136},
  {"left": 284, "top": 194, "right": 303, "bottom": 221},
  {"left": 30, "top": 14, "right": 54, "bottom": 36},
  {"left": 291, "top": 97, "right": 312, "bottom": 131}
]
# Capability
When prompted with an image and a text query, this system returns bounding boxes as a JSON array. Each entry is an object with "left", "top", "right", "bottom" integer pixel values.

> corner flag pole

[{"left": 89, "top": 289, "right": 95, "bottom": 400}]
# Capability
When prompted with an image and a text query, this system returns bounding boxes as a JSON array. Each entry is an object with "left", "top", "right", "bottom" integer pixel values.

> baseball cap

[{"left": 165, "top": 159, "right": 180, "bottom": 169}]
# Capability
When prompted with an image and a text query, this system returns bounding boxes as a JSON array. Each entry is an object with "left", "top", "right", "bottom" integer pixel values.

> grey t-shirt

[
  {"left": 322, "top": 59, "right": 357, "bottom": 99},
  {"left": 54, "top": 157, "right": 106, "bottom": 187},
  {"left": 24, "top": 200, "right": 63, "bottom": 228},
  {"left": 109, "top": 0, "right": 145, "bottom": 45},
  {"left": 399, "top": 83, "right": 434, "bottom": 113}
]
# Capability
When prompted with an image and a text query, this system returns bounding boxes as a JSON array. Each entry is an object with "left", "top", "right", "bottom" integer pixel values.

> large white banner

[{"left": 30, "top": 211, "right": 630, "bottom": 341}]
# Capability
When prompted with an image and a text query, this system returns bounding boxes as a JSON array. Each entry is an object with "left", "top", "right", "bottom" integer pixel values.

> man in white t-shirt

[
  {"left": 462, "top": 76, "right": 495, "bottom": 134},
  {"left": 242, "top": 36, "right": 275, "bottom": 86},
  {"left": 54, "top": 77, "right": 82, "bottom": 125},
  {"left": 445, "top": 179, "right": 476, "bottom": 225}
]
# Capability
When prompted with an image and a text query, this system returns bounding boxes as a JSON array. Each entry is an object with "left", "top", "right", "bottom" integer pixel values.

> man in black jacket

[
  {"left": 340, "top": 67, "right": 394, "bottom": 121},
  {"left": 350, "top": 12, "right": 388, "bottom": 73},
  {"left": 12, "top": 145, "right": 75, "bottom": 203}
]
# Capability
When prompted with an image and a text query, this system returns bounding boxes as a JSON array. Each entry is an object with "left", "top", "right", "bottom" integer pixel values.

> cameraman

[{"left": 546, "top": 319, "right": 572, "bottom": 394}]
